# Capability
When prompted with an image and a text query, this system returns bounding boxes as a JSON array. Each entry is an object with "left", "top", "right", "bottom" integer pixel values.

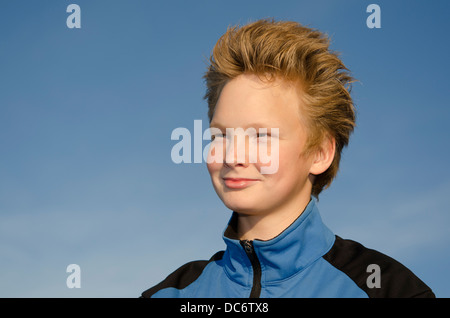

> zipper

[{"left": 240, "top": 240, "right": 262, "bottom": 298}]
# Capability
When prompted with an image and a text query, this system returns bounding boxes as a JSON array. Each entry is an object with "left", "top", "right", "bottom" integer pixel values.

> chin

[
  {"left": 214, "top": 181, "right": 266, "bottom": 213},
  {"left": 220, "top": 196, "right": 263, "bottom": 214}
]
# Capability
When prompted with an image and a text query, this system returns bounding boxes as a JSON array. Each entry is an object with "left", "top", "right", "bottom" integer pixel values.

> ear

[{"left": 309, "top": 135, "right": 336, "bottom": 175}]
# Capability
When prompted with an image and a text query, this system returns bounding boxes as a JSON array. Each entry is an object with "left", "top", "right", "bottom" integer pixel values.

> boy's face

[{"left": 207, "top": 74, "right": 317, "bottom": 217}]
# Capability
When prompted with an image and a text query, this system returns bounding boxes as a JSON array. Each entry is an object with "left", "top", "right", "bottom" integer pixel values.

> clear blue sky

[{"left": 1, "top": 0, "right": 449, "bottom": 297}]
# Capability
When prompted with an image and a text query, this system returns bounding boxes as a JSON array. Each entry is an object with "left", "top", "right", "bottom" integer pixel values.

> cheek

[
  {"left": 264, "top": 144, "right": 306, "bottom": 179},
  {"left": 207, "top": 161, "right": 221, "bottom": 176}
]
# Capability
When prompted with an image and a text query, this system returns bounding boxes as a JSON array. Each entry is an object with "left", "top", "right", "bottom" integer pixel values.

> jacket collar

[{"left": 222, "top": 199, "right": 335, "bottom": 286}]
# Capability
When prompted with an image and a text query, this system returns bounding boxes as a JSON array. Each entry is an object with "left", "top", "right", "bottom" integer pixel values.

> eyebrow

[{"left": 209, "top": 121, "right": 281, "bottom": 130}]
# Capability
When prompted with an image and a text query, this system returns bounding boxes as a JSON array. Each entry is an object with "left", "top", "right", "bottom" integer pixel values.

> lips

[{"left": 223, "top": 177, "right": 260, "bottom": 189}]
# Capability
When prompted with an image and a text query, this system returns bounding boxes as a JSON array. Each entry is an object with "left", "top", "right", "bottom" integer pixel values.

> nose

[{"left": 224, "top": 134, "right": 251, "bottom": 167}]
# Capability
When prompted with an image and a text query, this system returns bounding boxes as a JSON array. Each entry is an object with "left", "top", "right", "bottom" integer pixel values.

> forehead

[{"left": 210, "top": 74, "right": 305, "bottom": 131}]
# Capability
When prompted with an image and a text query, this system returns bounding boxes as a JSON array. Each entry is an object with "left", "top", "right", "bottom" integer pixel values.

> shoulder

[
  {"left": 140, "top": 251, "right": 224, "bottom": 298},
  {"left": 322, "top": 235, "right": 435, "bottom": 298}
]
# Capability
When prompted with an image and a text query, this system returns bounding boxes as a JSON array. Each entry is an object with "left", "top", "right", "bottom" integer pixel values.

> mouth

[{"left": 222, "top": 177, "right": 260, "bottom": 189}]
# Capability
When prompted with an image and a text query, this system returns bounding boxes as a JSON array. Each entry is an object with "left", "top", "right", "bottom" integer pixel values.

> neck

[{"left": 237, "top": 195, "right": 312, "bottom": 241}]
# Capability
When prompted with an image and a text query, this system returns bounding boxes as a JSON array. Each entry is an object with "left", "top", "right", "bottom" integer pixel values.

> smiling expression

[{"left": 207, "top": 74, "right": 317, "bottom": 217}]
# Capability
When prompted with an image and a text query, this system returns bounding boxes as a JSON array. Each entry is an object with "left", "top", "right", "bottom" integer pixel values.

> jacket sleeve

[
  {"left": 322, "top": 236, "right": 435, "bottom": 298},
  {"left": 140, "top": 251, "right": 224, "bottom": 298}
]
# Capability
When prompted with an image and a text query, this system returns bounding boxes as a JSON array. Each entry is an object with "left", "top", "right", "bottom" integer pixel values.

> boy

[{"left": 141, "top": 19, "right": 435, "bottom": 298}]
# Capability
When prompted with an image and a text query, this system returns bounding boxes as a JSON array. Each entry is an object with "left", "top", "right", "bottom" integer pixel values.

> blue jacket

[{"left": 142, "top": 199, "right": 434, "bottom": 298}]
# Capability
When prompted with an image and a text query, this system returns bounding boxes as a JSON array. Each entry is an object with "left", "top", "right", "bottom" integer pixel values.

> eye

[
  {"left": 208, "top": 126, "right": 225, "bottom": 141},
  {"left": 211, "top": 134, "right": 224, "bottom": 141},
  {"left": 257, "top": 128, "right": 279, "bottom": 140},
  {"left": 257, "top": 132, "right": 268, "bottom": 138}
]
